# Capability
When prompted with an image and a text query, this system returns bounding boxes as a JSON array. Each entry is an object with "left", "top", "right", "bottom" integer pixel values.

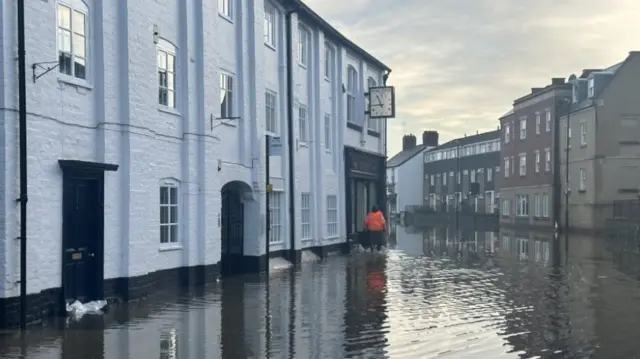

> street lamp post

[{"left": 564, "top": 100, "right": 571, "bottom": 236}]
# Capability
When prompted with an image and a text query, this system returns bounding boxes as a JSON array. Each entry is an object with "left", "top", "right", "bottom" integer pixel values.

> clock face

[{"left": 368, "top": 86, "right": 395, "bottom": 118}]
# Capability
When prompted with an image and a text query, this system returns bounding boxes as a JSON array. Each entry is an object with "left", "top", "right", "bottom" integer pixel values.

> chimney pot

[
  {"left": 422, "top": 131, "right": 439, "bottom": 147},
  {"left": 402, "top": 134, "right": 417, "bottom": 151}
]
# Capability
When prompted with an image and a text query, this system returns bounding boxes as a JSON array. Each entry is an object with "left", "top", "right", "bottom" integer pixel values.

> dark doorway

[
  {"left": 221, "top": 181, "right": 246, "bottom": 276},
  {"left": 59, "top": 160, "right": 117, "bottom": 308}
]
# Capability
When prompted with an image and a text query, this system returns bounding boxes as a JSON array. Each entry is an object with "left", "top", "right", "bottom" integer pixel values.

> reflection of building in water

[
  {"left": 394, "top": 226, "right": 424, "bottom": 256},
  {"left": 421, "top": 228, "right": 499, "bottom": 262},
  {"left": 344, "top": 255, "right": 388, "bottom": 357}
]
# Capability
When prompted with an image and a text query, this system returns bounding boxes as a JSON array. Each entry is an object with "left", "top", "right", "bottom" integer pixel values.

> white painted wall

[
  {"left": 0, "top": 0, "right": 387, "bottom": 299},
  {"left": 392, "top": 148, "right": 434, "bottom": 213}
]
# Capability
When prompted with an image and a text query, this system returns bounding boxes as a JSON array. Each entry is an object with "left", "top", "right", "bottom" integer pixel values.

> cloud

[{"left": 303, "top": 0, "right": 640, "bottom": 155}]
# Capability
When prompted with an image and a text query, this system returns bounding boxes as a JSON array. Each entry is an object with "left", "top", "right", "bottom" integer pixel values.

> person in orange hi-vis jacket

[{"left": 363, "top": 205, "right": 387, "bottom": 252}]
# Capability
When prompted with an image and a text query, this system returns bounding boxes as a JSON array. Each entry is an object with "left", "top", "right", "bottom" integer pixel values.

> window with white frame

[
  {"left": 504, "top": 157, "right": 510, "bottom": 178},
  {"left": 519, "top": 153, "right": 526, "bottom": 176},
  {"left": 504, "top": 123, "right": 510, "bottom": 143},
  {"left": 157, "top": 40, "right": 176, "bottom": 108},
  {"left": 457, "top": 171, "right": 461, "bottom": 184},
  {"left": 511, "top": 156, "right": 515, "bottom": 175},
  {"left": 367, "top": 77, "right": 379, "bottom": 132},
  {"left": 346, "top": 66, "right": 358, "bottom": 123},
  {"left": 430, "top": 175, "right": 435, "bottom": 186},
  {"left": 265, "top": 91, "right": 277, "bottom": 134},
  {"left": 487, "top": 167, "right": 493, "bottom": 182},
  {"left": 542, "top": 193, "right": 549, "bottom": 218},
  {"left": 264, "top": 2, "right": 276, "bottom": 47},
  {"left": 324, "top": 43, "right": 334, "bottom": 80},
  {"left": 545, "top": 110, "right": 551, "bottom": 132},
  {"left": 57, "top": 2, "right": 87, "bottom": 80},
  {"left": 588, "top": 78, "right": 595, "bottom": 97},
  {"left": 519, "top": 118, "right": 527, "bottom": 139},
  {"left": 535, "top": 113, "right": 541, "bottom": 134},
  {"left": 301, "top": 193, "right": 311, "bottom": 239},
  {"left": 545, "top": 148, "right": 551, "bottom": 171},
  {"left": 470, "top": 170, "right": 476, "bottom": 183},
  {"left": 324, "top": 114, "right": 332, "bottom": 150},
  {"left": 534, "top": 193, "right": 541, "bottom": 217},
  {"left": 269, "top": 191, "right": 283, "bottom": 243},
  {"left": 326, "top": 195, "right": 338, "bottom": 236},
  {"left": 516, "top": 194, "right": 529, "bottom": 217},
  {"left": 298, "top": 106, "right": 308, "bottom": 143},
  {"left": 580, "top": 122, "right": 587, "bottom": 146},
  {"left": 534, "top": 150, "right": 540, "bottom": 173},
  {"left": 579, "top": 168, "right": 586, "bottom": 190},
  {"left": 443, "top": 172, "right": 448, "bottom": 185},
  {"left": 501, "top": 199, "right": 511, "bottom": 216},
  {"left": 160, "top": 184, "right": 179, "bottom": 244},
  {"left": 220, "top": 72, "right": 234, "bottom": 118},
  {"left": 219, "top": 0, "right": 232, "bottom": 19},
  {"left": 297, "top": 26, "right": 309, "bottom": 66}
]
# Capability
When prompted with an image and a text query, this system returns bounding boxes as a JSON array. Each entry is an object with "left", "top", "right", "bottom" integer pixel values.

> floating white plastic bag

[{"left": 65, "top": 300, "right": 107, "bottom": 319}]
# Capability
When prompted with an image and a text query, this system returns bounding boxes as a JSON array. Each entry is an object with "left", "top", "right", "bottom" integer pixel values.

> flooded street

[{"left": 2, "top": 227, "right": 640, "bottom": 358}]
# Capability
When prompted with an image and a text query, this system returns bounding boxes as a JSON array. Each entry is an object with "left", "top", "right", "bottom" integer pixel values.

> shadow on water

[{"left": 5, "top": 227, "right": 640, "bottom": 358}]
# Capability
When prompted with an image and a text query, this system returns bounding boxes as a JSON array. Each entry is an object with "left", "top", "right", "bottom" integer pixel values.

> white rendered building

[{"left": 0, "top": 0, "right": 390, "bottom": 326}]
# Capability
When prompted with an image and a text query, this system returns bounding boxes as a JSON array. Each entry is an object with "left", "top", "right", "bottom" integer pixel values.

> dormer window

[
  {"left": 588, "top": 78, "right": 595, "bottom": 98},
  {"left": 572, "top": 85, "right": 578, "bottom": 103}
]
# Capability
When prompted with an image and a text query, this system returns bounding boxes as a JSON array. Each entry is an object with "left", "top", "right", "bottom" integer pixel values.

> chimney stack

[
  {"left": 422, "top": 131, "right": 439, "bottom": 147},
  {"left": 402, "top": 134, "right": 417, "bottom": 151},
  {"left": 551, "top": 77, "right": 565, "bottom": 85}
]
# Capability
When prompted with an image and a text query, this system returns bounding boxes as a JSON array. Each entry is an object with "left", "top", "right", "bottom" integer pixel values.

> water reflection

[{"left": 6, "top": 228, "right": 640, "bottom": 357}]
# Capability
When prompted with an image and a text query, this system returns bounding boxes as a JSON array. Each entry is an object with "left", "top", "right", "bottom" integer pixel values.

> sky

[{"left": 304, "top": 0, "right": 640, "bottom": 156}]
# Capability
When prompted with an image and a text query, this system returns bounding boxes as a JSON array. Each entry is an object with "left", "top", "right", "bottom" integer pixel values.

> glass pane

[
  {"left": 220, "top": 91, "right": 228, "bottom": 117},
  {"left": 167, "top": 90, "right": 175, "bottom": 108},
  {"left": 59, "top": 52, "right": 72, "bottom": 75},
  {"left": 220, "top": 73, "right": 226, "bottom": 89},
  {"left": 160, "top": 226, "right": 169, "bottom": 243},
  {"left": 167, "top": 54, "right": 175, "bottom": 73},
  {"left": 73, "top": 11, "right": 85, "bottom": 35},
  {"left": 167, "top": 73, "right": 175, "bottom": 91},
  {"left": 160, "top": 187, "right": 168, "bottom": 204},
  {"left": 160, "top": 206, "right": 169, "bottom": 224},
  {"left": 159, "top": 88, "right": 167, "bottom": 105},
  {"left": 74, "top": 57, "right": 86, "bottom": 79},
  {"left": 170, "top": 187, "right": 178, "bottom": 204},
  {"left": 57, "top": 5, "right": 71, "bottom": 28},
  {"left": 170, "top": 225, "right": 178, "bottom": 243},
  {"left": 59, "top": 29, "right": 71, "bottom": 52},
  {"left": 157, "top": 51, "right": 167, "bottom": 70},
  {"left": 170, "top": 206, "right": 178, "bottom": 223},
  {"left": 158, "top": 71, "right": 167, "bottom": 87},
  {"left": 73, "top": 34, "right": 85, "bottom": 58}
]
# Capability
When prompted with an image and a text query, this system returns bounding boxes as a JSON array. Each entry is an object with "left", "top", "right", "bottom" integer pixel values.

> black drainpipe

[
  {"left": 17, "top": 0, "right": 29, "bottom": 331},
  {"left": 285, "top": 5, "right": 298, "bottom": 263},
  {"left": 382, "top": 70, "right": 391, "bottom": 219}
]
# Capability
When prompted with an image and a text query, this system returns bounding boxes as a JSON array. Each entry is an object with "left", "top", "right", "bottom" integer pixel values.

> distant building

[
  {"left": 559, "top": 51, "right": 640, "bottom": 232},
  {"left": 386, "top": 131, "right": 439, "bottom": 216},
  {"left": 423, "top": 130, "right": 501, "bottom": 213},
  {"left": 498, "top": 78, "right": 572, "bottom": 230}
]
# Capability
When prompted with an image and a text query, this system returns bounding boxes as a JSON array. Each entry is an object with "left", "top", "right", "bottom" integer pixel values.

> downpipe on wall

[
  {"left": 382, "top": 70, "right": 391, "bottom": 219},
  {"left": 285, "top": 4, "right": 299, "bottom": 263},
  {"left": 17, "top": 0, "right": 29, "bottom": 330}
]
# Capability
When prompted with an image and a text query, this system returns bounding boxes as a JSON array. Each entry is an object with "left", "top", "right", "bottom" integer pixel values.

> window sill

[
  {"left": 346, "top": 122, "right": 362, "bottom": 131},
  {"left": 218, "top": 118, "right": 238, "bottom": 127},
  {"left": 58, "top": 75, "right": 92, "bottom": 90},
  {"left": 578, "top": 189, "right": 586, "bottom": 194},
  {"left": 219, "top": 13, "right": 234, "bottom": 24},
  {"left": 298, "top": 63, "right": 308, "bottom": 70},
  {"left": 158, "top": 106, "right": 181, "bottom": 117},
  {"left": 299, "top": 141, "right": 309, "bottom": 148},
  {"left": 367, "top": 130, "right": 381, "bottom": 138},
  {"left": 265, "top": 42, "right": 276, "bottom": 51},
  {"left": 324, "top": 77, "right": 330, "bottom": 83},
  {"left": 301, "top": 237, "right": 314, "bottom": 242},
  {"left": 580, "top": 144, "right": 587, "bottom": 148},
  {"left": 325, "top": 149, "right": 332, "bottom": 154},
  {"left": 324, "top": 236, "right": 340, "bottom": 240},
  {"left": 159, "top": 244, "right": 183, "bottom": 252}
]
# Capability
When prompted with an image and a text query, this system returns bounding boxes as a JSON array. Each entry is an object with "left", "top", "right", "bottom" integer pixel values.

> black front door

[
  {"left": 62, "top": 175, "right": 103, "bottom": 304},
  {"left": 221, "top": 184, "right": 244, "bottom": 275}
]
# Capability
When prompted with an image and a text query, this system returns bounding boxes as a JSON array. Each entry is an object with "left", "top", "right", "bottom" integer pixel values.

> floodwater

[{"left": 2, "top": 227, "right": 640, "bottom": 358}]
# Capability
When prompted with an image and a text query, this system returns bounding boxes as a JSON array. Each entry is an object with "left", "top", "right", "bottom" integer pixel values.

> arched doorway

[{"left": 220, "top": 181, "right": 250, "bottom": 276}]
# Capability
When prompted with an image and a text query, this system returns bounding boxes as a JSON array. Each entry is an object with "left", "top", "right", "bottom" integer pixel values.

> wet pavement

[{"left": 2, "top": 227, "right": 640, "bottom": 358}]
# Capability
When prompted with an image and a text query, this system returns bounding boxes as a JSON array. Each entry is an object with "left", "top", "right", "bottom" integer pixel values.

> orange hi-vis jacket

[{"left": 363, "top": 211, "right": 386, "bottom": 232}]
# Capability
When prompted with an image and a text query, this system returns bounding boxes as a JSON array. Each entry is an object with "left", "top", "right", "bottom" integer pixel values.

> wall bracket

[{"left": 32, "top": 60, "right": 59, "bottom": 83}]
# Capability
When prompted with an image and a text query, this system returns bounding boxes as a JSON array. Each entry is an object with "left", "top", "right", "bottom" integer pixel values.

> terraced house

[
  {"left": 498, "top": 78, "right": 572, "bottom": 230},
  {"left": 0, "top": 0, "right": 390, "bottom": 326}
]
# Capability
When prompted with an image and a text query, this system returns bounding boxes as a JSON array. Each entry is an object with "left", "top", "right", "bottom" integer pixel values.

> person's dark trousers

[{"left": 370, "top": 231, "right": 385, "bottom": 252}]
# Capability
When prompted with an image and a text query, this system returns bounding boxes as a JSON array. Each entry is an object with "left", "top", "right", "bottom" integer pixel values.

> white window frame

[
  {"left": 301, "top": 193, "right": 311, "bottom": 239},
  {"left": 265, "top": 91, "right": 277, "bottom": 134},
  {"left": 346, "top": 66, "right": 358, "bottom": 123},
  {"left": 157, "top": 39, "right": 177, "bottom": 108},
  {"left": 487, "top": 167, "right": 493, "bottom": 182},
  {"left": 579, "top": 168, "right": 586, "bottom": 191},
  {"left": 535, "top": 113, "right": 541, "bottom": 134},
  {"left": 516, "top": 194, "right": 529, "bottom": 217},
  {"left": 580, "top": 121, "right": 587, "bottom": 146},
  {"left": 264, "top": 2, "right": 276, "bottom": 48},
  {"left": 534, "top": 150, "right": 540, "bottom": 173},
  {"left": 220, "top": 71, "right": 234, "bottom": 118},
  {"left": 519, "top": 152, "right": 526, "bottom": 176},
  {"left": 297, "top": 26, "right": 309, "bottom": 67},
  {"left": 324, "top": 113, "right": 332, "bottom": 151},
  {"left": 504, "top": 123, "right": 510, "bottom": 144},
  {"left": 545, "top": 148, "right": 551, "bottom": 172},
  {"left": 534, "top": 193, "right": 541, "bottom": 217},
  {"left": 218, "top": 0, "right": 232, "bottom": 20},
  {"left": 269, "top": 191, "right": 283, "bottom": 243},
  {"left": 470, "top": 170, "right": 476, "bottom": 183},
  {"left": 298, "top": 105, "right": 308, "bottom": 143},
  {"left": 443, "top": 172, "right": 448, "bottom": 185},
  {"left": 588, "top": 78, "right": 595, "bottom": 97},
  {"left": 504, "top": 157, "right": 510, "bottom": 178},
  {"left": 324, "top": 43, "right": 334, "bottom": 80},
  {"left": 367, "top": 77, "right": 379, "bottom": 132},
  {"left": 430, "top": 175, "right": 435, "bottom": 186},
  {"left": 501, "top": 199, "right": 510, "bottom": 216},
  {"left": 519, "top": 118, "right": 527, "bottom": 139},
  {"left": 56, "top": 1, "right": 88, "bottom": 81},
  {"left": 542, "top": 193, "right": 549, "bottom": 218},
  {"left": 545, "top": 110, "right": 551, "bottom": 132},
  {"left": 326, "top": 195, "right": 338, "bottom": 237},
  {"left": 160, "top": 182, "right": 180, "bottom": 245}
]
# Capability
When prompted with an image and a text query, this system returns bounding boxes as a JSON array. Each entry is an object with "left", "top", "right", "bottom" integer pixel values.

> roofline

[
  {"left": 291, "top": 0, "right": 392, "bottom": 72},
  {"left": 386, "top": 145, "right": 430, "bottom": 168},
  {"left": 513, "top": 83, "right": 572, "bottom": 105}
]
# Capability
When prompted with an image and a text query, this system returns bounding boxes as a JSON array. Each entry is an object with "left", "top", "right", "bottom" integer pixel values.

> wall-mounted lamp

[{"left": 153, "top": 25, "right": 159, "bottom": 44}]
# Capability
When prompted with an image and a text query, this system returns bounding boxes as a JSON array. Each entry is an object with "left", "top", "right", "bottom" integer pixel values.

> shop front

[{"left": 344, "top": 146, "right": 387, "bottom": 236}]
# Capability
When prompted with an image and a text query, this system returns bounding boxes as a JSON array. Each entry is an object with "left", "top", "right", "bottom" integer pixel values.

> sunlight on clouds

[{"left": 303, "top": 0, "right": 640, "bottom": 155}]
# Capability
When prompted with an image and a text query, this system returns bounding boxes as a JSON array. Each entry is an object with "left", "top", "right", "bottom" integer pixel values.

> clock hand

[{"left": 376, "top": 95, "right": 383, "bottom": 106}]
